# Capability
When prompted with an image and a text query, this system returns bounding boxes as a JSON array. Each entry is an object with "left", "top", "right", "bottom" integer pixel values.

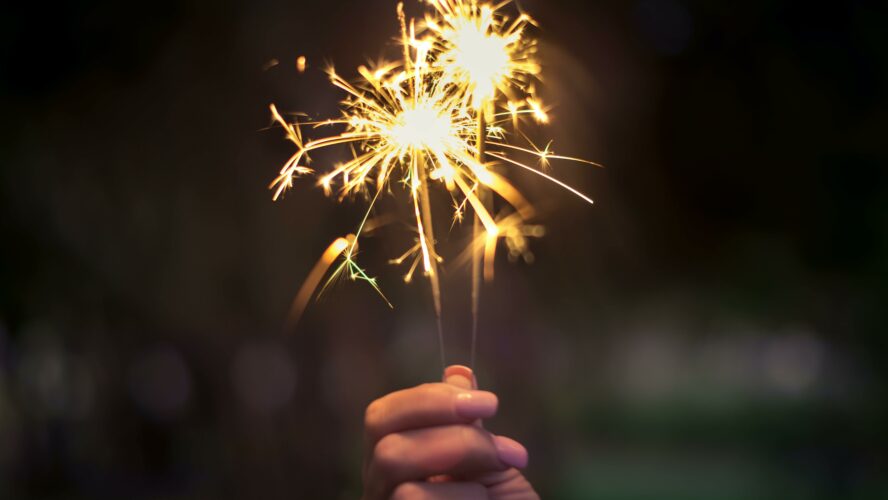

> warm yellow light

[
  {"left": 429, "top": 162, "right": 457, "bottom": 189},
  {"left": 527, "top": 97, "right": 549, "bottom": 123},
  {"left": 426, "top": 0, "right": 539, "bottom": 110},
  {"left": 319, "top": 175, "right": 333, "bottom": 195},
  {"left": 270, "top": 0, "right": 598, "bottom": 327},
  {"left": 446, "top": 22, "right": 510, "bottom": 103},
  {"left": 390, "top": 103, "right": 454, "bottom": 151}
]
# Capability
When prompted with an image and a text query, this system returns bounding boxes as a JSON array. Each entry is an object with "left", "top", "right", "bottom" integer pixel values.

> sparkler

[
  {"left": 270, "top": 0, "right": 598, "bottom": 368},
  {"left": 424, "top": 0, "right": 543, "bottom": 366}
]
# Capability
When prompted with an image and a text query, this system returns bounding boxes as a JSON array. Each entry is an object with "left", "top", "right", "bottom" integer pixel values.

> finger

[
  {"left": 367, "top": 425, "right": 524, "bottom": 498},
  {"left": 390, "top": 481, "right": 487, "bottom": 500},
  {"left": 444, "top": 365, "right": 486, "bottom": 429},
  {"left": 452, "top": 436, "right": 529, "bottom": 482},
  {"left": 443, "top": 365, "right": 477, "bottom": 389},
  {"left": 364, "top": 384, "right": 497, "bottom": 444},
  {"left": 477, "top": 467, "right": 539, "bottom": 499}
]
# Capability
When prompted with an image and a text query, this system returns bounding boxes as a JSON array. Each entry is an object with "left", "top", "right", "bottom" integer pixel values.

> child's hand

[{"left": 362, "top": 365, "right": 539, "bottom": 499}]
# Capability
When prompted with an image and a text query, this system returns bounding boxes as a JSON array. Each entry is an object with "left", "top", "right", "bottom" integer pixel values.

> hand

[{"left": 362, "top": 365, "right": 539, "bottom": 500}]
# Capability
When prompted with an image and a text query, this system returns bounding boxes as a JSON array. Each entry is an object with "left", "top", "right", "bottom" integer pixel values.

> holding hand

[{"left": 362, "top": 365, "right": 539, "bottom": 500}]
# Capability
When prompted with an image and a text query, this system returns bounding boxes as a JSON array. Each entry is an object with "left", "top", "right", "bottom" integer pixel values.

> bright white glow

[
  {"left": 448, "top": 24, "right": 510, "bottom": 101},
  {"left": 390, "top": 104, "right": 454, "bottom": 150}
]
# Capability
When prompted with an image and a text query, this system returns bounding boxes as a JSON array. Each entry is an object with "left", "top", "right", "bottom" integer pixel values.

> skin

[{"left": 362, "top": 365, "right": 539, "bottom": 500}]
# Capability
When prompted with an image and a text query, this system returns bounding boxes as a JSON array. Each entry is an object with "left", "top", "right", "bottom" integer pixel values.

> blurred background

[{"left": 1, "top": 0, "right": 887, "bottom": 498}]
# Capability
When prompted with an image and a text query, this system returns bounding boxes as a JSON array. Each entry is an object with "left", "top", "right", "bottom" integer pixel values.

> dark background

[{"left": 1, "top": 0, "right": 887, "bottom": 498}]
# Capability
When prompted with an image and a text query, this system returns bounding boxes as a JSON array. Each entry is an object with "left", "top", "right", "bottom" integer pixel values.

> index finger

[{"left": 364, "top": 383, "right": 498, "bottom": 444}]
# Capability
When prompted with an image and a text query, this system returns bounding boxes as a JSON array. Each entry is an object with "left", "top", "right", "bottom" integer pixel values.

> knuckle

[
  {"left": 419, "top": 383, "right": 457, "bottom": 406},
  {"left": 461, "top": 423, "right": 479, "bottom": 444},
  {"left": 448, "top": 425, "right": 479, "bottom": 465},
  {"left": 364, "top": 399, "right": 384, "bottom": 432},
  {"left": 420, "top": 382, "right": 454, "bottom": 393},
  {"left": 416, "top": 382, "right": 441, "bottom": 393},
  {"left": 459, "top": 425, "right": 483, "bottom": 447},
  {"left": 372, "top": 433, "right": 403, "bottom": 476},
  {"left": 430, "top": 383, "right": 456, "bottom": 398},
  {"left": 461, "top": 426, "right": 494, "bottom": 463}
]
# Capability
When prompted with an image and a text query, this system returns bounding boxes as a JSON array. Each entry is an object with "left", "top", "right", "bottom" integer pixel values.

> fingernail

[
  {"left": 454, "top": 391, "right": 498, "bottom": 419},
  {"left": 443, "top": 365, "right": 476, "bottom": 389},
  {"left": 494, "top": 436, "right": 528, "bottom": 469}
]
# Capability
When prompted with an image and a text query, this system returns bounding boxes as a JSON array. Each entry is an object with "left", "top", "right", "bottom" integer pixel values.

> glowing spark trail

[
  {"left": 270, "top": 0, "right": 599, "bottom": 368},
  {"left": 422, "top": 0, "right": 542, "bottom": 366},
  {"left": 424, "top": 0, "right": 540, "bottom": 112}
]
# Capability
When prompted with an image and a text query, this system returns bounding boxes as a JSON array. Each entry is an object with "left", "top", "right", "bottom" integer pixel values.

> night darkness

[{"left": 1, "top": 1, "right": 887, "bottom": 499}]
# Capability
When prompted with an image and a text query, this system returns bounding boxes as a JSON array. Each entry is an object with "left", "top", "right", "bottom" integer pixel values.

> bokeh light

[{"left": 1, "top": 0, "right": 886, "bottom": 498}]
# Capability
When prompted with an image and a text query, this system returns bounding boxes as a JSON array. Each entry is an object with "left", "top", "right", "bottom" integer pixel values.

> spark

[
  {"left": 287, "top": 236, "right": 352, "bottom": 328},
  {"left": 268, "top": 46, "right": 526, "bottom": 284},
  {"left": 424, "top": 0, "right": 540, "bottom": 111},
  {"left": 526, "top": 96, "right": 549, "bottom": 123},
  {"left": 456, "top": 211, "right": 546, "bottom": 280},
  {"left": 269, "top": 1, "right": 600, "bottom": 364}
]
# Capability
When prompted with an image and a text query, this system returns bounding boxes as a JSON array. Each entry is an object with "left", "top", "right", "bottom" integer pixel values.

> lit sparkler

[
  {"left": 422, "top": 0, "right": 546, "bottom": 365},
  {"left": 270, "top": 1, "right": 599, "bottom": 367}
]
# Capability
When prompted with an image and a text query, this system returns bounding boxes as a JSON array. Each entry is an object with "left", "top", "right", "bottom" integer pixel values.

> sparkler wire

[
  {"left": 470, "top": 109, "right": 487, "bottom": 370},
  {"left": 270, "top": 0, "right": 600, "bottom": 372}
]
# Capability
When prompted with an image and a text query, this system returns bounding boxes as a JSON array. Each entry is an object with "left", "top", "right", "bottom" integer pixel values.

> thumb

[{"left": 443, "top": 364, "right": 477, "bottom": 390}]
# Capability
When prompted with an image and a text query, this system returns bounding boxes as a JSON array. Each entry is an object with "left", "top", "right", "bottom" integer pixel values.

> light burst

[
  {"left": 423, "top": 0, "right": 540, "bottom": 111},
  {"left": 270, "top": 1, "right": 599, "bottom": 366}
]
